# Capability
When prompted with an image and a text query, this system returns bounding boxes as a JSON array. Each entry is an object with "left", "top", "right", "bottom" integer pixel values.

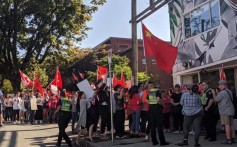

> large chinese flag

[
  {"left": 19, "top": 70, "right": 33, "bottom": 87},
  {"left": 97, "top": 66, "right": 108, "bottom": 80},
  {"left": 51, "top": 68, "right": 63, "bottom": 89},
  {"left": 142, "top": 23, "right": 178, "bottom": 74},
  {"left": 34, "top": 73, "right": 43, "bottom": 95},
  {"left": 220, "top": 64, "right": 226, "bottom": 80}
]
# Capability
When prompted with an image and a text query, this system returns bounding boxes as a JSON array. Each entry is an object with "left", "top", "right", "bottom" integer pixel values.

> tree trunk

[{"left": 9, "top": 75, "right": 21, "bottom": 92}]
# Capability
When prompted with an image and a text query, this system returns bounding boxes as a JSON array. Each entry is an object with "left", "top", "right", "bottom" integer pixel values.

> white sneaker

[
  {"left": 13, "top": 121, "right": 16, "bottom": 125},
  {"left": 189, "top": 130, "right": 195, "bottom": 135},
  {"left": 173, "top": 130, "right": 179, "bottom": 134},
  {"left": 39, "top": 120, "right": 43, "bottom": 124},
  {"left": 145, "top": 135, "right": 149, "bottom": 140}
]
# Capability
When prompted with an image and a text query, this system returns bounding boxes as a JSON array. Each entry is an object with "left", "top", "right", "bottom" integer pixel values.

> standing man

[
  {"left": 54, "top": 90, "right": 72, "bottom": 147},
  {"left": 177, "top": 84, "right": 203, "bottom": 147},
  {"left": 145, "top": 81, "right": 169, "bottom": 146},
  {"left": 214, "top": 80, "right": 235, "bottom": 144},
  {"left": 201, "top": 81, "right": 218, "bottom": 141}
]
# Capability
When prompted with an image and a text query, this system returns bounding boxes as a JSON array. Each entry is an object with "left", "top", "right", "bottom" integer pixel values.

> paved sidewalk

[{"left": 0, "top": 123, "right": 233, "bottom": 147}]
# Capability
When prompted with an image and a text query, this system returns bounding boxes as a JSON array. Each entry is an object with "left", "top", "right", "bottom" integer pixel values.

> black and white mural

[{"left": 169, "top": 0, "right": 237, "bottom": 72}]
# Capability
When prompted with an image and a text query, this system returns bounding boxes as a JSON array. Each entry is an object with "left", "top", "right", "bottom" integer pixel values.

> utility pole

[{"left": 131, "top": 0, "right": 138, "bottom": 85}]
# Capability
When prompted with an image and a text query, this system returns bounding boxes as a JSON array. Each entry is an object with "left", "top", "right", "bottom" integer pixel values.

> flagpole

[
  {"left": 141, "top": 22, "right": 148, "bottom": 75},
  {"left": 108, "top": 49, "right": 114, "bottom": 143},
  {"left": 32, "top": 72, "right": 35, "bottom": 92}
]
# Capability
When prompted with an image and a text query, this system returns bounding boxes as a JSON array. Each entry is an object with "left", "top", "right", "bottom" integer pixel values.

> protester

[
  {"left": 114, "top": 84, "right": 126, "bottom": 138},
  {"left": 177, "top": 84, "right": 203, "bottom": 147},
  {"left": 171, "top": 84, "right": 183, "bottom": 134},
  {"left": 71, "top": 92, "right": 78, "bottom": 133},
  {"left": 12, "top": 92, "right": 21, "bottom": 124},
  {"left": 161, "top": 90, "right": 171, "bottom": 133},
  {"left": 129, "top": 85, "right": 141, "bottom": 137},
  {"left": 214, "top": 80, "right": 236, "bottom": 144},
  {"left": 97, "top": 82, "right": 111, "bottom": 139},
  {"left": 35, "top": 93, "right": 44, "bottom": 124},
  {"left": 4, "top": 94, "right": 13, "bottom": 122},
  {"left": 19, "top": 94, "right": 26, "bottom": 124}
]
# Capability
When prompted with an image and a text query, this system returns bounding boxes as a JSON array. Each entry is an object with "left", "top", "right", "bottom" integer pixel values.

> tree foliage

[{"left": 0, "top": 0, "right": 106, "bottom": 91}]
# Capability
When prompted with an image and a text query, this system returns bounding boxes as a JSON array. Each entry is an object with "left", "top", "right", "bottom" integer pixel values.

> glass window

[
  {"left": 152, "top": 59, "right": 156, "bottom": 64},
  {"left": 191, "top": 3, "right": 211, "bottom": 36},
  {"left": 184, "top": 14, "right": 191, "bottom": 38},
  {"left": 142, "top": 59, "right": 146, "bottom": 64},
  {"left": 210, "top": 0, "right": 220, "bottom": 28}
]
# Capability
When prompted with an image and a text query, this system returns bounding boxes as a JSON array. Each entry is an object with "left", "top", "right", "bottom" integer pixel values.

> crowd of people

[{"left": 0, "top": 79, "right": 236, "bottom": 147}]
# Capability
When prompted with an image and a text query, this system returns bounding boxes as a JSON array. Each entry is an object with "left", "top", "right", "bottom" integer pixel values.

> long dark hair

[
  {"left": 78, "top": 91, "right": 85, "bottom": 99},
  {"left": 129, "top": 85, "right": 138, "bottom": 99}
]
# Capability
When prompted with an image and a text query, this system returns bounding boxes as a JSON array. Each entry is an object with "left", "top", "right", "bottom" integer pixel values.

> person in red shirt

[
  {"left": 160, "top": 90, "right": 171, "bottom": 132},
  {"left": 129, "top": 85, "right": 141, "bottom": 136},
  {"left": 48, "top": 94, "right": 58, "bottom": 123}
]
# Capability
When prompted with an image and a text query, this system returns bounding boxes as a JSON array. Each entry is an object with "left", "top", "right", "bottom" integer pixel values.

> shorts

[{"left": 220, "top": 115, "right": 234, "bottom": 125}]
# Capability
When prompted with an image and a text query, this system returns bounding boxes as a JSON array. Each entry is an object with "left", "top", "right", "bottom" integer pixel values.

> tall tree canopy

[{"left": 0, "top": 0, "right": 106, "bottom": 91}]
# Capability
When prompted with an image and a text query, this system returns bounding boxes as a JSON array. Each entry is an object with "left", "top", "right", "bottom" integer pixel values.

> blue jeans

[{"left": 131, "top": 110, "right": 141, "bottom": 133}]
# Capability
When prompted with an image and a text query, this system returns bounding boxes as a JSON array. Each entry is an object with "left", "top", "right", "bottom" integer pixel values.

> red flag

[
  {"left": 79, "top": 72, "right": 85, "bottom": 79},
  {"left": 97, "top": 66, "right": 108, "bottom": 80},
  {"left": 142, "top": 23, "right": 178, "bottom": 74},
  {"left": 119, "top": 72, "right": 125, "bottom": 87},
  {"left": 19, "top": 70, "right": 33, "bottom": 87},
  {"left": 72, "top": 73, "right": 79, "bottom": 81},
  {"left": 220, "top": 64, "right": 226, "bottom": 80},
  {"left": 34, "top": 73, "right": 43, "bottom": 95},
  {"left": 51, "top": 68, "right": 63, "bottom": 89},
  {"left": 112, "top": 75, "right": 119, "bottom": 87}
]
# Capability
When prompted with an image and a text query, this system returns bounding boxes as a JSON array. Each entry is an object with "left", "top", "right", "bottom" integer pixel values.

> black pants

[
  {"left": 163, "top": 112, "right": 170, "bottom": 129},
  {"left": 35, "top": 105, "right": 43, "bottom": 120},
  {"left": 13, "top": 109, "right": 20, "bottom": 121},
  {"left": 173, "top": 112, "right": 183, "bottom": 131},
  {"left": 29, "top": 110, "right": 36, "bottom": 123},
  {"left": 99, "top": 105, "right": 111, "bottom": 134},
  {"left": 150, "top": 105, "right": 166, "bottom": 144},
  {"left": 57, "top": 112, "right": 72, "bottom": 146},
  {"left": 203, "top": 111, "right": 218, "bottom": 139},
  {"left": 115, "top": 110, "right": 125, "bottom": 137},
  {"left": 140, "top": 110, "right": 151, "bottom": 134},
  {"left": 5, "top": 107, "right": 13, "bottom": 121},
  {"left": 183, "top": 111, "right": 203, "bottom": 144}
]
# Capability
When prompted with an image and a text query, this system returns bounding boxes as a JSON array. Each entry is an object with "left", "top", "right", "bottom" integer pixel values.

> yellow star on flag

[{"left": 145, "top": 30, "right": 152, "bottom": 38}]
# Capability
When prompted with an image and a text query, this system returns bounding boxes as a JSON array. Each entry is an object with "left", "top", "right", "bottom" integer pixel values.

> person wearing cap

[
  {"left": 145, "top": 81, "right": 169, "bottom": 146},
  {"left": 53, "top": 89, "right": 72, "bottom": 147},
  {"left": 214, "top": 80, "right": 235, "bottom": 144},
  {"left": 177, "top": 84, "right": 203, "bottom": 147}
]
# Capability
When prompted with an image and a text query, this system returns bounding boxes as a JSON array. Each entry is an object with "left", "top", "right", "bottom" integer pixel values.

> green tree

[
  {"left": 98, "top": 54, "right": 132, "bottom": 80},
  {"left": 0, "top": 0, "right": 106, "bottom": 91},
  {"left": 1, "top": 79, "right": 13, "bottom": 93},
  {"left": 138, "top": 72, "right": 149, "bottom": 83}
]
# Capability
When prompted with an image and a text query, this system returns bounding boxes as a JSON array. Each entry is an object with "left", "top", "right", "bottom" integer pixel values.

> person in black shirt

[
  {"left": 171, "top": 84, "right": 183, "bottom": 134},
  {"left": 201, "top": 81, "right": 218, "bottom": 141},
  {"left": 54, "top": 90, "right": 72, "bottom": 147}
]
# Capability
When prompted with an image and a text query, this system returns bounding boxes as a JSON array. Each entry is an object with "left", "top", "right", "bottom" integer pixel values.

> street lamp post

[{"left": 108, "top": 49, "right": 114, "bottom": 142}]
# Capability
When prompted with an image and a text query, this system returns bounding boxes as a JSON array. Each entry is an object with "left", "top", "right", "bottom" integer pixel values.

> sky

[{"left": 80, "top": 0, "right": 170, "bottom": 48}]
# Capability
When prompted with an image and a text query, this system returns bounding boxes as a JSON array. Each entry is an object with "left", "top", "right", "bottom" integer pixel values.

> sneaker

[
  {"left": 231, "top": 138, "right": 236, "bottom": 144},
  {"left": 189, "top": 131, "right": 195, "bottom": 135},
  {"left": 39, "top": 120, "right": 43, "bottom": 124},
  {"left": 145, "top": 135, "right": 149, "bottom": 140},
  {"left": 13, "top": 121, "right": 16, "bottom": 125},
  {"left": 173, "top": 130, "right": 179, "bottom": 134},
  {"left": 179, "top": 131, "right": 183, "bottom": 134},
  {"left": 221, "top": 140, "right": 232, "bottom": 145}
]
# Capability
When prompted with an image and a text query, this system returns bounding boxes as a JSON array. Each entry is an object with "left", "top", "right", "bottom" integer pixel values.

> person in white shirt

[
  {"left": 4, "top": 94, "right": 13, "bottom": 122},
  {"left": 34, "top": 93, "right": 44, "bottom": 124},
  {"left": 12, "top": 92, "right": 21, "bottom": 124},
  {"left": 0, "top": 89, "right": 4, "bottom": 127},
  {"left": 19, "top": 94, "right": 27, "bottom": 124}
]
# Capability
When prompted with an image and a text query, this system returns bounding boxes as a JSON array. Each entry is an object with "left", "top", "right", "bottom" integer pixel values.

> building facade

[
  {"left": 94, "top": 37, "right": 173, "bottom": 90},
  {"left": 169, "top": 0, "right": 237, "bottom": 95}
]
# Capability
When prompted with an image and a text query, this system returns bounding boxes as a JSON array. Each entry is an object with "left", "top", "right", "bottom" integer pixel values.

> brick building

[{"left": 94, "top": 37, "right": 173, "bottom": 90}]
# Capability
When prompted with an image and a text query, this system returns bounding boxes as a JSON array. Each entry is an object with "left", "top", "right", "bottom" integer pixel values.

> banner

[{"left": 77, "top": 79, "right": 94, "bottom": 99}]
